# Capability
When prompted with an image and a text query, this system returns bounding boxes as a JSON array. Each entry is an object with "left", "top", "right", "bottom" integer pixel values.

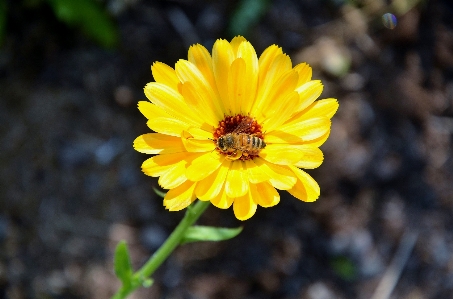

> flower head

[{"left": 134, "top": 36, "right": 339, "bottom": 220}]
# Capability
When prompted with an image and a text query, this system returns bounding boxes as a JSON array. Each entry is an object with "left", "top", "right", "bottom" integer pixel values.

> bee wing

[{"left": 232, "top": 117, "right": 253, "bottom": 133}]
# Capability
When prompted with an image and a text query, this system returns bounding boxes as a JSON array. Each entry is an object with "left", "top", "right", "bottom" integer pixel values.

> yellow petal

[
  {"left": 294, "top": 98, "right": 339, "bottom": 122},
  {"left": 185, "top": 126, "right": 214, "bottom": 139},
  {"left": 236, "top": 41, "right": 258, "bottom": 113},
  {"left": 266, "top": 117, "right": 331, "bottom": 144},
  {"left": 146, "top": 117, "right": 188, "bottom": 137},
  {"left": 186, "top": 152, "right": 224, "bottom": 182},
  {"left": 260, "top": 144, "right": 308, "bottom": 165},
  {"left": 163, "top": 181, "right": 197, "bottom": 211},
  {"left": 138, "top": 100, "right": 175, "bottom": 120},
  {"left": 175, "top": 59, "right": 223, "bottom": 123},
  {"left": 181, "top": 130, "right": 215, "bottom": 153},
  {"left": 139, "top": 100, "right": 189, "bottom": 136},
  {"left": 261, "top": 91, "right": 299, "bottom": 132},
  {"left": 151, "top": 62, "right": 179, "bottom": 91},
  {"left": 233, "top": 192, "right": 257, "bottom": 221},
  {"left": 158, "top": 161, "right": 187, "bottom": 189},
  {"left": 303, "top": 130, "right": 331, "bottom": 148},
  {"left": 292, "top": 146, "right": 324, "bottom": 169},
  {"left": 263, "top": 70, "right": 299, "bottom": 115},
  {"left": 227, "top": 58, "right": 246, "bottom": 115},
  {"left": 133, "top": 133, "right": 185, "bottom": 154},
  {"left": 250, "top": 182, "right": 280, "bottom": 208},
  {"left": 212, "top": 39, "right": 234, "bottom": 112},
  {"left": 210, "top": 184, "right": 233, "bottom": 209},
  {"left": 265, "top": 53, "right": 293, "bottom": 82},
  {"left": 252, "top": 54, "right": 293, "bottom": 118},
  {"left": 245, "top": 159, "right": 271, "bottom": 184},
  {"left": 188, "top": 44, "right": 218, "bottom": 99},
  {"left": 225, "top": 161, "right": 249, "bottom": 198},
  {"left": 253, "top": 158, "right": 296, "bottom": 190},
  {"left": 195, "top": 159, "right": 231, "bottom": 200},
  {"left": 280, "top": 117, "right": 331, "bottom": 139},
  {"left": 144, "top": 82, "right": 202, "bottom": 126},
  {"left": 179, "top": 81, "right": 218, "bottom": 127},
  {"left": 182, "top": 138, "right": 214, "bottom": 153},
  {"left": 141, "top": 152, "right": 191, "bottom": 177},
  {"left": 293, "top": 62, "right": 312, "bottom": 87},
  {"left": 261, "top": 144, "right": 324, "bottom": 168},
  {"left": 287, "top": 166, "right": 320, "bottom": 202},
  {"left": 295, "top": 80, "right": 323, "bottom": 112},
  {"left": 230, "top": 36, "right": 247, "bottom": 55},
  {"left": 258, "top": 44, "right": 283, "bottom": 87}
]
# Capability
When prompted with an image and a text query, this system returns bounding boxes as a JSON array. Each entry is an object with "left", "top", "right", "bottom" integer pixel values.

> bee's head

[{"left": 217, "top": 136, "right": 227, "bottom": 151}]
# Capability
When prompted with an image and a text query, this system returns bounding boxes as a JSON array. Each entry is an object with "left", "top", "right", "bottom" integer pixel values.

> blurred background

[{"left": 1, "top": 0, "right": 453, "bottom": 298}]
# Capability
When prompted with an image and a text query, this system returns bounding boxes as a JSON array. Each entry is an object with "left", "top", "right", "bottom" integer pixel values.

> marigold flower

[{"left": 134, "top": 36, "right": 339, "bottom": 220}]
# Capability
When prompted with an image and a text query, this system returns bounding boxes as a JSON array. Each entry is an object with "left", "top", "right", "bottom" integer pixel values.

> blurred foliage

[
  {"left": 345, "top": 0, "right": 425, "bottom": 15},
  {"left": 0, "top": 0, "right": 6, "bottom": 45},
  {"left": 392, "top": 0, "right": 425, "bottom": 15},
  {"left": 46, "top": 0, "right": 118, "bottom": 48},
  {"left": 228, "top": 0, "right": 270, "bottom": 37},
  {"left": 331, "top": 256, "right": 357, "bottom": 281},
  {"left": 0, "top": 0, "right": 118, "bottom": 48}
]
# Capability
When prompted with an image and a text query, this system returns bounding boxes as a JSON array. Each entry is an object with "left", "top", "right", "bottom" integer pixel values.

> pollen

[{"left": 213, "top": 115, "right": 263, "bottom": 138}]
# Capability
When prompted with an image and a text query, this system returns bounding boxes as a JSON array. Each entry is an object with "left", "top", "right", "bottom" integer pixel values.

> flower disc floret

[{"left": 213, "top": 115, "right": 264, "bottom": 139}]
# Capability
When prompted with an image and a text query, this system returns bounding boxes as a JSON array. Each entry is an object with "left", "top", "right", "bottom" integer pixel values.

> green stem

[
  {"left": 112, "top": 200, "right": 210, "bottom": 299},
  {"left": 136, "top": 200, "right": 210, "bottom": 278}
]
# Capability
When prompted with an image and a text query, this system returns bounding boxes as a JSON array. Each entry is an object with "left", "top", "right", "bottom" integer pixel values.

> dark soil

[{"left": 1, "top": 0, "right": 453, "bottom": 298}]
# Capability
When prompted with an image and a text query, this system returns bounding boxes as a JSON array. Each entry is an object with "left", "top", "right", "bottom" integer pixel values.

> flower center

[{"left": 213, "top": 114, "right": 265, "bottom": 161}]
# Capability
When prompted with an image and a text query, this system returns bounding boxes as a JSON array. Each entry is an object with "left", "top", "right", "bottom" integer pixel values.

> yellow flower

[{"left": 134, "top": 36, "right": 339, "bottom": 220}]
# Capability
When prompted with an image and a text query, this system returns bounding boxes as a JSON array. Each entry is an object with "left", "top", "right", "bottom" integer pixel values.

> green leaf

[
  {"left": 152, "top": 186, "right": 166, "bottom": 198},
  {"left": 180, "top": 225, "right": 243, "bottom": 244},
  {"left": 45, "top": 0, "right": 118, "bottom": 48},
  {"left": 228, "top": 0, "right": 270, "bottom": 36},
  {"left": 114, "top": 240, "right": 133, "bottom": 287}
]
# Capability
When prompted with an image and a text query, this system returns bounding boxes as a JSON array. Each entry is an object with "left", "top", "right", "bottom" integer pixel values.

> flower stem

[
  {"left": 112, "top": 200, "right": 210, "bottom": 299},
  {"left": 136, "top": 200, "right": 210, "bottom": 277}
]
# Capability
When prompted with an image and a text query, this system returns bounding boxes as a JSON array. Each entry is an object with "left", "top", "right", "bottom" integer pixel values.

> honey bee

[{"left": 216, "top": 116, "right": 266, "bottom": 160}]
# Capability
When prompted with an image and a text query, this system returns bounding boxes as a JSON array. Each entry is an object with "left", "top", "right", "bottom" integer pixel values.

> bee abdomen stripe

[{"left": 257, "top": 138, "right": 262, "bottom": 148}]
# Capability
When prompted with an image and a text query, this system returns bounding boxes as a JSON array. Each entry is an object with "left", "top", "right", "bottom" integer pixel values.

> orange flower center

[{"left": 213, "top": 114, "right": 265, "bottom": 161}]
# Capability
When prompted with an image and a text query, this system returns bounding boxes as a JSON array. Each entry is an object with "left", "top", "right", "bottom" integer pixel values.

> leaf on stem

[
  {"left": 140, "top": 277, "right": 154, "bottom": 288},
  {"left": 153, "top": 186, "right": 167, "bottom": 198},
  {"left": 114, "top": 240, "right": 133, "bottom": 287},
  {"left": 180, "top": 225, "right": 243, "bottom": 244}
]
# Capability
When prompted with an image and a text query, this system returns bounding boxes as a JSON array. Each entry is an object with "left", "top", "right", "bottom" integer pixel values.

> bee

[{"left": 216, "top": 116, "right": 266, "bottom": 160}]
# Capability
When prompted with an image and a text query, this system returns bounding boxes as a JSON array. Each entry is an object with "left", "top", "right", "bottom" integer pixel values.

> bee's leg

[{"left": 226, "top": 150, "right": 242, "bottom": 160}]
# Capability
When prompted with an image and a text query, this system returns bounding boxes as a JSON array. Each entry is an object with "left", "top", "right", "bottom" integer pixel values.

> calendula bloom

[{"left": 134, "top": 36, "right": 338, "bottom": 220}]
